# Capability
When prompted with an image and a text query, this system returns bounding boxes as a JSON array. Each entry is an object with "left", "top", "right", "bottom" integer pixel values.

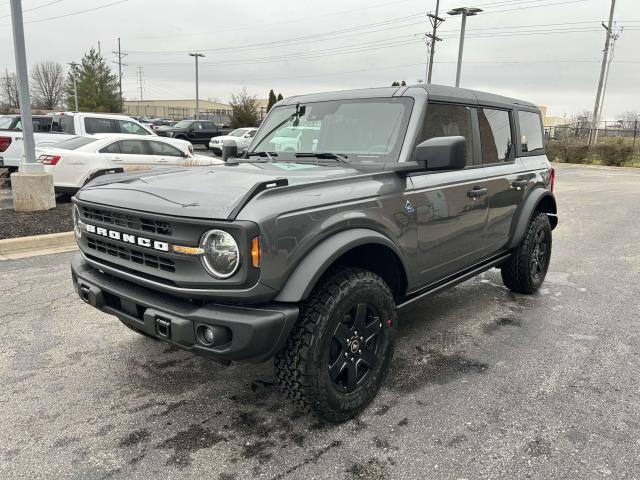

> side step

[{"left": 397, "top": 252, "right": 511, "bottom": 310}]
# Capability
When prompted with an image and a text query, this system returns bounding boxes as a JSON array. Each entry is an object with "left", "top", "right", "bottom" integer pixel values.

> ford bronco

[{"left": 70, "top": 84, "right": 557, "bottom": 422}]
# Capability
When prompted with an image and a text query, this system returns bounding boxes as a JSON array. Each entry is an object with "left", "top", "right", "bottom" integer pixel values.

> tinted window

[
  {"left": 247, "top": 130, "right": 256, "bottom": 137},
  {"left": 0, "top": 116, "right": 13, "bottom": 129},
  {"left": 421, "top": 103, "right": 475, "bottom": 166},
  {"left": 117, "top": 120, "right": 150, "bottom": 135},
  {"left": 518, "top": 111, "right": 544, "bottom": 153},
  {"left": 52, "top": 136, "right": 99, "bottom": 150},
  {"left": 173, "top": 120, "right": 193, "bottom": 129},
  {"left": 149, "top": 141, "right": 184, "bottom": 157},
  {"left": 478, "top": 108, "right": 512, "bottom": 164},
  {"left": 99, "top": 142, "right": 120, "bottom": 154},
  {"left": 84, "top": 117, "right": 114, "bottom": 134},
  {"left": 51, "top": 114, "right": 75, "bottom": 133},
  {"left": 118, "top": 140, "right": 149, "bottom": 155}
]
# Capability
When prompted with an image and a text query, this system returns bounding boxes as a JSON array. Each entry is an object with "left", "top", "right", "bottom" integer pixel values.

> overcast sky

[{"left": 0, "top": 0, "right": 638, "bottom": 119}]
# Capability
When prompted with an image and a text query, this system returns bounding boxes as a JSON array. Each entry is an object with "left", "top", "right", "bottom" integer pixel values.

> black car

[{"left": 156, "top": 119, "right": 231, "bottom": 146}]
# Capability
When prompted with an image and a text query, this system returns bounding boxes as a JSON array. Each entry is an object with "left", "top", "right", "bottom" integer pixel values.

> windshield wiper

[
  {"left": 294, "top": 152, "right": 350, "bottom": 163},
  {"left": 245, "top": 151, "right": 278, "bottom": 161}
]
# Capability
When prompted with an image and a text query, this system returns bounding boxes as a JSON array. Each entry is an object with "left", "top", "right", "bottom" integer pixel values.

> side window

[
  {"left": 84, "top": 117, "right": 115, "bottom": 134},
  {"left": 478, "top": 108, "right": 512, "bottom": 164},
  {"left": 193, "top": 122, "right": 204, "bottom": 131},
  {"left": 248, "top": 130, "right": 256, "bottom": 137},
  {"left": 118, "top": 140, "right": 150, "bottom": 155},
  {"left": 421, "top": 103, "right": 475, "bottom": 166},
  {"left": 149, "top": 141, "right": 184, "bottom": 157},
  {"left": 99, "top": 142, "right": 120, "bottom": 154},
  {"left": 118, "top": 120, "right": 150, "bottom": 135},
  {"left": 518, "top": 111, "right": 544, "bottom": 153}
]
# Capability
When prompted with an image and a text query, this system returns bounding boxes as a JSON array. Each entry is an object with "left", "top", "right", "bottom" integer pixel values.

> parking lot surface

[{"left": 1, "top": 165, "right": 639, "bottom": 479}]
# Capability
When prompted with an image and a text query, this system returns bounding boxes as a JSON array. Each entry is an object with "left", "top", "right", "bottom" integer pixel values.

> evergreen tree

[
  {"left": 391, "top": 81, "right": 400, "bottom": 86},
  {"left": 267, "top": 89, "right": 277, "bottom": 111},
  {"left": 229, "top": 87, "right": 260, "bottom": 128},
  {"left": 400, "top": 80, "right": 406, "bottom": 86},
  {"left": 276, "top": 93, "right": 283, "bottom": 102},
  {"left": 66, "top": 48, "right": 121, "bottom": 112}
]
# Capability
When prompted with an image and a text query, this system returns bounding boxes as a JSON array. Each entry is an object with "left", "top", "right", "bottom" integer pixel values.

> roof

[{"left": 280, "top": 84, "right": 538, "bottom": 110}]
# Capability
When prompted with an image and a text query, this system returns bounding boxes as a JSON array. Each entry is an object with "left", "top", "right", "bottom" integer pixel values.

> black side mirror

[
  {"left": 222, "top": 140, "right": 238, "bottom": 162},
  {"left": 415, "top": 136, "right": 466, "bottom": 171}
]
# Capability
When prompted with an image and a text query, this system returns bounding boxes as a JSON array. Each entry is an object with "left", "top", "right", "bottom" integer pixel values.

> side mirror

[
  {"left": 222, "top": 140, "right": 238, "bottom": 161},
  {"left": 415, "top": 136, "right": 466, "bottom": 171}
]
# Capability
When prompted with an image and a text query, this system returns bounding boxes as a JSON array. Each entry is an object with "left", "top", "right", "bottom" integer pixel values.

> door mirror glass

[{"left": 415, "top": 136, "right": 466, "bottom": 171}]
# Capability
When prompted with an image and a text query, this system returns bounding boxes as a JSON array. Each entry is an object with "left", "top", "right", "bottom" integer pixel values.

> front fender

[
  {"left": 274, "top": 228, "right": 406, "bottom": 303},
  {"left": 508, "top": 188, "right": 557, "bottom": 249}
]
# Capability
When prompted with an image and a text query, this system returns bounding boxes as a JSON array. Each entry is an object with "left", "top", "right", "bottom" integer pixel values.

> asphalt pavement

[{"left": 1, "top": 164, "right": 639, "bottom": 479}]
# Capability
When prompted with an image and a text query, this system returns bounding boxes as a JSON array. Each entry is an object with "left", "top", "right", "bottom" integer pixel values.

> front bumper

[{"left": 71, "top": 254, "right": 298, "bottom": 363}]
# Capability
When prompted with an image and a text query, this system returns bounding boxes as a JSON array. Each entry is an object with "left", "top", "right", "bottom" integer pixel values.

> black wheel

[
  {"left": 275, "top": 268, "right": 397, "bottom": 422},
  {"left": 501, "top": 211, "right": 552, "bottom": 294}
]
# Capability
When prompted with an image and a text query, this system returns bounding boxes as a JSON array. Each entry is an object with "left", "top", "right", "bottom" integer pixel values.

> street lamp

[
  {"left": 67, "top": 62, "right": 79, "bottom": 112},
  {"left": 447, "top": 6, "right": 482, "bottom": 87},
  {"left": 188, "top": 53, "right": 205, "bottom": 120}
]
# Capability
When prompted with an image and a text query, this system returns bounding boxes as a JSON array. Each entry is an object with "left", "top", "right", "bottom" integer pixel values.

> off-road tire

[
  {"left": 501, "top": 211, "right": 552, "bottom": 294},
  {"left": 275, "top": 268, "right": 397, "bottom": 422}
]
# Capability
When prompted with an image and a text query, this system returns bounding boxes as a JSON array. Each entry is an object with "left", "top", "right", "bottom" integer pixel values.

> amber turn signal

[{"left": 251, "top": 237, "right": 261, "bottom": 268}]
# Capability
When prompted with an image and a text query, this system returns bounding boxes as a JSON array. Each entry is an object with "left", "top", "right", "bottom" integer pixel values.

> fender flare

[
  {"left": 274, "top": 228, "right": 407, "bottom": 303},
  {"left": 508, "top": 188, "right": 557, "bottom": 249}
]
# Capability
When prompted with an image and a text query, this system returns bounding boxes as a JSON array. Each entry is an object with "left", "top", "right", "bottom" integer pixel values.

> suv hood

[{"left": 75, "top": 162, "right": 363, "bottom": 219}]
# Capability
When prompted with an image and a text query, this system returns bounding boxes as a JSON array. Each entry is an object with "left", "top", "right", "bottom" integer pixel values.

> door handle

[
  {"left": 157, "top": 158, "right": 168, "bottom": 163},
  {"left": 467, "top": 186, "right": 488, "bottom": 198},
  {"left": 111, "top": 157, "right": 122, "bottom": 162},
  {"left": 511, "top": 180, "right": 528, "bottom": 190}
]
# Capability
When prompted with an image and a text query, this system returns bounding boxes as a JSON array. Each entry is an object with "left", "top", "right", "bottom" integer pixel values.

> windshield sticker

[{"left": 271, "top": 162, "right": 318, "bottom": 170}]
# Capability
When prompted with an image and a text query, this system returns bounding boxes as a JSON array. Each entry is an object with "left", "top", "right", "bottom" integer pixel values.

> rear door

[
  {"left": 477, "top": 107, "right": 524, "bottom": 253},
  {"left": 199, "top": 121, "right": 219, "bottom": 143},
  {"left": 407, "top": 102, "right": 491, "bottom": 285}
]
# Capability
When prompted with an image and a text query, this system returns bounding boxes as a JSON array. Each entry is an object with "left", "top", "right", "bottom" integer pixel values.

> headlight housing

[
  {"left": 72, "top": 204, "right": 82, "bottom": 240},
  {"left": 200, "top": 229, "right": 240, "bottom": 278}
]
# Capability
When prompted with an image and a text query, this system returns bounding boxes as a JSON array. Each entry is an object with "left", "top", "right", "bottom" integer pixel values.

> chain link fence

[{"left": 545, "top": 120, "right": 639, "bottom": 151}]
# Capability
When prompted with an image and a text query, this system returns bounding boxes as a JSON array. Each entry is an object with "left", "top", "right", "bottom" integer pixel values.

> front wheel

[
  {"left": 275, "top": 268, "right": 397, "bottom": 422},
  {"left": 501, "top": 211, "right": 552, "bottom": 294}
]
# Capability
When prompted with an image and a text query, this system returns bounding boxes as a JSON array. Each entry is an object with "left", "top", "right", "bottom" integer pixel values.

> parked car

[
  {"left": 270, "top": 126, "right": 320, "bottom": 152},
  {"left": 70, "top": 84, "right": 557, "bottom": 422},
  {"left": 208, "top": 127, "right": 258, "bottom": 155},
  {"left": 157, "top": 119, "right": 232, "bottom": 146},
  {"left": 37, "top": 134, "right": 221, "bottom": 194},
  {"left": 0, "top": 114, "right": 52, "bottom": 132},
  {"left": 0, "top": 112, "right": 155, "bottom": 171}
]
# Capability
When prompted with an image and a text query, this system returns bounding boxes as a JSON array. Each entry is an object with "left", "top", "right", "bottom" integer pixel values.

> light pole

[
  {"left": 447, "top": 7, "right": 482, "bottom": 87},
  {"left": 188, "top": 53, "right": 205, "bottom": 120},
  {"left": 67, "top": 62, "right": 79, "bottom": 112}
]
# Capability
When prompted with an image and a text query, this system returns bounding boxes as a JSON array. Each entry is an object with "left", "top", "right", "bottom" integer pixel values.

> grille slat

[
  {"left": 87, "top": 237, "right": 175, "bottom": 273},
  {"left": 82, "top": 207, "right": 172, "bottom": 236}
]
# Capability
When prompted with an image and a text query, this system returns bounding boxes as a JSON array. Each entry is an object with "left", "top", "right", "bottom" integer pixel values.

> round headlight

[
  {"left": 72, "top": 204, "right": 82, "bottom": 240},
  {"left": 200, "top": 229, "right": 240, "bottom": 278}
]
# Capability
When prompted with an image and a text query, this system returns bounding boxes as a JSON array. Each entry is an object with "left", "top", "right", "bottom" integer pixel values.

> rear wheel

[
  {"left": 501, "top": 211, "right": 552, "bottom": 294},
  {"left": 275, "top": 268, "right": 397, "bottom": 422}
]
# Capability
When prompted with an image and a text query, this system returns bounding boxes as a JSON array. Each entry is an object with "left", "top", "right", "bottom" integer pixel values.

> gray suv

[{"left": 70, "top": 84, "right": 557, "bottom": 422}]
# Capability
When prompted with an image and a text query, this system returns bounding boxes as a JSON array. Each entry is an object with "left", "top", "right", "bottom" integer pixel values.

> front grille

[
  {"left": 87, "top": 237, "right": 175, "bottom": 273},
  {"left": 83, "top": 207, "right": 172, "bottom": 236}
]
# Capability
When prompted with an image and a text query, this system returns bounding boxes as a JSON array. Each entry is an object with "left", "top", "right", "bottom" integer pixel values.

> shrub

[
  {"left": 562, "top": 144, "right": 590, "bottom": 164},
  {"left": 593, "top": 144, "right": 634, "bottom": 166}
]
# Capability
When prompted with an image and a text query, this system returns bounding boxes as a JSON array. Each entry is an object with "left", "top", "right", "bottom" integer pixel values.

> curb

[{"left": 0, "top": 231, "right": 77, "bottom": 261}]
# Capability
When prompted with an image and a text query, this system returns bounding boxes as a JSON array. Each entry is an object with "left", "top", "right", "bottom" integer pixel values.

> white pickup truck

[{"left": 0, "top": 112, "right": 155, "bottom": 170}]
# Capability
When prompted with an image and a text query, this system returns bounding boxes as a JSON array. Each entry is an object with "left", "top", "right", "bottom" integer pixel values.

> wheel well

[
  {"left": 535, "top": 194, "right": 558, "bottom": 229},
  {"left": 328, "top": 243, "right": 407, "bottom": 301}
]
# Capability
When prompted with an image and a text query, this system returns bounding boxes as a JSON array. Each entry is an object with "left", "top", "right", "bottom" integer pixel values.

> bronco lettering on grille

[{"left": 85, "top": 224, "right": 169, "bottom": 252}]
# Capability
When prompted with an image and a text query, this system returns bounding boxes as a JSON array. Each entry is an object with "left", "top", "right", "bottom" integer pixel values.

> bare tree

[
  {"left": 618, "top": 110, "right": 639, "bottom": 130},
  {"left": 0, "top": 70, "right": 19, "bottom": 110},
  {"left": 31, "top": 61, "right": 65, "bottom": 110}
]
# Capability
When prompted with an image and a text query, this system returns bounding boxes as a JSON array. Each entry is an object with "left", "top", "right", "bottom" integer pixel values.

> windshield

[
  {"left": 173, "top": 120, "right": 193, "bottom": 129},
  {"left": 250, "top": 98, "right": 413, "bottom": 162},
  {"left": 0, "top": 116, "right": 15, "bottom": 129},
  {"left": 52, "top": 136, "right": 99, "bottom": 150},
  {"left": 229, "top": 128, "right": 247, "bottom": 137}
]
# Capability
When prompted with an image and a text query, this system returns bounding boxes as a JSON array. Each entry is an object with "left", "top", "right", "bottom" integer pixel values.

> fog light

[{"left": 202, "top": 326, "right": 215, "bottom": 345}]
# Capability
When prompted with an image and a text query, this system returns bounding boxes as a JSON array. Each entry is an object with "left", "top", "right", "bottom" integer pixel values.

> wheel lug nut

[
  {"left": 354, "top": 331, "right": 358, "bottom": 335},
  {"left": 358, "top": 349, "right": 361, "bottom": 354},
  {"left": 344, "top": 352, "right": 348, "bottom": 357},
  {"left": 350, "top": 358, "right": 354, "bottom": 362},
  {"left": 360, "top": 336, "right": 363, "bottom": 341}
]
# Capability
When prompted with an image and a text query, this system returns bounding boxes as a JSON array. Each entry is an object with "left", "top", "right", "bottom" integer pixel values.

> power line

[
  {"left": 425, "top": 0, "right": 445, "bottom": 84},
  {"left": 0, "top": 0, "right": 62, "bottom": 19},
  {"left": 0, "top": 0, "right": 128, "bottom": 26}
]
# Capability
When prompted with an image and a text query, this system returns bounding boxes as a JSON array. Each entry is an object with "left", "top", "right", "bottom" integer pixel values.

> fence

[
  {"left": 122, "top": 104, "right": 231, "bottom": 123},
  {"left": 545, "top": 121, "right": 639, "bottom": 150}
]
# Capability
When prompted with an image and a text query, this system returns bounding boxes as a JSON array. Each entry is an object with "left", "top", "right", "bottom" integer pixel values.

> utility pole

[
  {"left": 589, "top": 0, "right": 616, "bottom": 146},
  {"left": 112, "top": 37, "right": 127, "bottom": 109},
  {"left": 67, "top": 62, "right": 79, "bottom": 112},
  {"left": 448, "top": 7, "right": 482, "bottom": 88},
  {"left": 189, "top": 53, "right": 205, "bottom": 120},
  {"left": 136, "top": 66, "right": 144, "bottom": 102},
  {"left": 594, "top": 25, "right": 622, "bottom": 144},
  {"left": 425, "top": 0, "right": 445, "bottom": 84},
  {"left": 9, "top": 0, "right": 55, "bottom": 211}
]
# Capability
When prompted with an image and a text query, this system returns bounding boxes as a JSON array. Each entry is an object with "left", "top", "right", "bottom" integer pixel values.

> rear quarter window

[
  {"left": 518, "top": 111, "right": 545, "bottom": 153},
  {"left": 84, "top": 117, "right": 115, "bottom": 134},
  {"left": 478, "top": 108, "right": 513, "bottom": 164}
]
